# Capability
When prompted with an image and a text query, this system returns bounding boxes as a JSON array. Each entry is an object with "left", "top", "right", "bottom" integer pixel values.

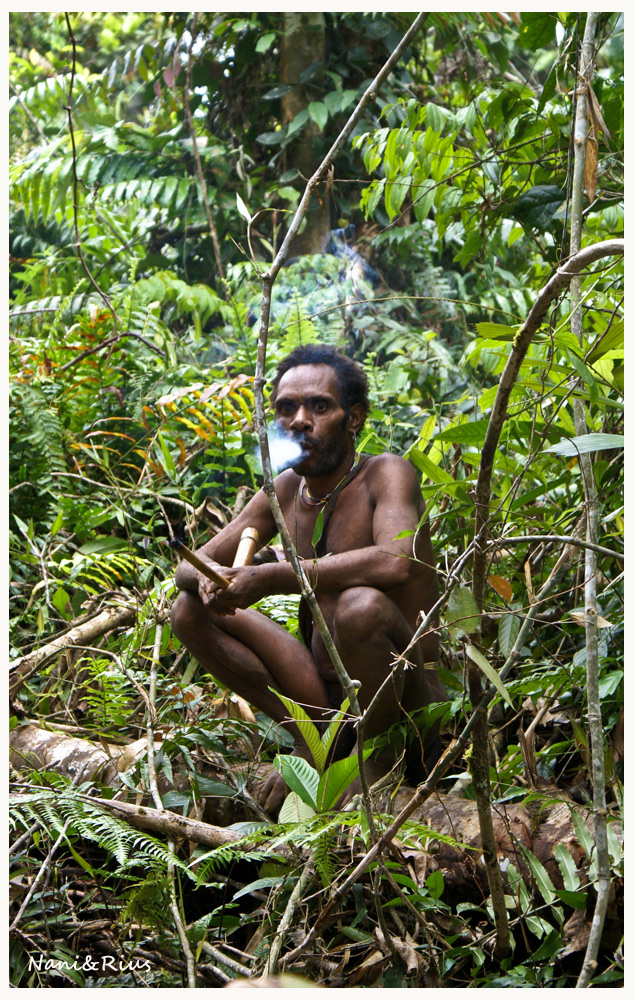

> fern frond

[{"left": 10, "top": 384, "right": 67, "bottom": 500}]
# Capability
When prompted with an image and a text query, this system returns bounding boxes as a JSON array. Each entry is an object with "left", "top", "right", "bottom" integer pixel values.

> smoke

[{"left": 254, "top": 426, "right": 305, "bottom": 473}]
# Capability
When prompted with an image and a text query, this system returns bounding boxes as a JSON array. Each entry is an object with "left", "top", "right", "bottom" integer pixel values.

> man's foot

[{"left": 254, "top": 766, "right": 288, "bottom": 814}]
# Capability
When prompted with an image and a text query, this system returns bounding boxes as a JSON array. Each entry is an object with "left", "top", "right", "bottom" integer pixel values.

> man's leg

[
  {"left": 170, "top": 592, "right": 330, "bottom": 810},
  {"left": 325, "top": 587, "right": 444, "bottom": 794}
]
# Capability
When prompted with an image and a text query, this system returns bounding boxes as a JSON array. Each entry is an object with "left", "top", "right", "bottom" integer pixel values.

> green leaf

[
  {"left": 434, "top": 420, "right": 488, "bottom": 445},
  {"left": 278, "top": 791, "right": 316, "bottom": 824},
  {"left": 236, "top": 193, "right": 252, "bottom": 223},
  {"left": 537, "top": 61, "right": 558, "bottom": 113},
  {"left": 519, "top": 12, "right": 557, "bottom": 51},
  {"left": 79, "top": 537, "right": 131, "bottom": 554},
  {"left": 274, "top": 754, "right": 319, "bottom": 809},
  {"left": 157, "top": 432, "right": 176, "bottom": 477},
  {"left": 571, "top": 810, "right": 594, "bottom": 858},
  {"left": 426, "top": 102, "right": 447, "bottom": 134},
  {"left": 272, "top": 689, "right": 325, "bottom": 771},
  {"left": 555, "top": 889, "right": 587, "bottom": 910},
  {"left": 446, "top": 586, "right": 481, "bottom": 639},
  {"left": 425, "top": 869, "right": 444, "bottom": 899},
  {"left": 308, "top": 102, "right": 328, "bottom": 132},
  {"left": 408, "top": 450, "right": 455, "bottom": 485},
  {"left": 316, "top": 750, "right": 372, "bottom": 811},
  {"left": 287, "top": 108, "right": 309, "bottom": 137},
  {"left": 52, "top": 587, "right": 71, "bottom": 616},
  {"left": 553, "top": 843, "right": 580, "bottom": 891},
  {"left": 50, "top": 510, "right": 64, "bottom": 535},
  {"left": 256, "top": 131, "right": 285, "bottom": 146},
  {"left": 547, "top": 433, "right": 624, "bottom": 457},
  {"left": 255, "top": 32, "right": 276, "bottom": 54},
  {"left": 263, "top": 84, "right": 292, "bottom": 100},
  {"left": 321, "top": 697, "right": 350, "bottom": 759},
  {"left": 563, "top": 347, "right": 599, "bottom": 403},
  {"left": 465, "top": 644, "right": 515, "bottom": 708},
  {"left": 311, "top": 508, "right": 325, "bottom": 549},
  {"left": 586, "top": 319, "right": 623, "bottom": 364},
  {"left": 475, "top": 322, "right": 519, "bottom": 341},
  {"left": 453, "top": 229, "right": 483, "bottom": 267},
  {"left": 233, "top": 875, "right": 288, "bottom": 900},
  {"left": 518, "top": 844, "right": 557, "bottom": 905},
  {"left": 512, "top": 184, "right": 565, "bottom": 231},
  {"left": 498, "top": 612, "right": 521, "bottom": 658}
]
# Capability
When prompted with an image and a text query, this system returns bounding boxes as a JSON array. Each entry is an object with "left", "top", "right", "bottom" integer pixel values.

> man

[{"left": 171, "top": 344, "right": 445, "bottom": 812}]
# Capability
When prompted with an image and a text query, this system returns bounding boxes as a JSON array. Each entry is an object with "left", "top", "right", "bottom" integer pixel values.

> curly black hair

[{"left": 269, "top": 344, "right": 369, "bottom": 421}]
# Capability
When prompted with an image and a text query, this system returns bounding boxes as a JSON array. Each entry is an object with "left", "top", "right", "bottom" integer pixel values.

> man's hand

[{"left": 197, "top": 564, "right": 268, "bottom": 616}]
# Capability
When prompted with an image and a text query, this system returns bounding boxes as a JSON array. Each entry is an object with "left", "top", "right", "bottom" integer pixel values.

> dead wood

[
  {"left": 10, "top": 723, "right": 122, "bottom": 786},
  {"left": 9, "top": 600, "right": 137, "bottom": 698},
  {"left": 87, "top": 796, "right": 243, "bottom": 848}
]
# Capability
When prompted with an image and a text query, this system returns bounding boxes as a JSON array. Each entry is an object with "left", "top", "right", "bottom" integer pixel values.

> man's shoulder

[
  {"left": 361, "top": 452, "right": 422, "bottom": 502},
  {"left": 364, "top": 452, "right": 417, "bottom": 480},
  {"left": 273, "top": 468, "right": 301, "bottom": 497}
]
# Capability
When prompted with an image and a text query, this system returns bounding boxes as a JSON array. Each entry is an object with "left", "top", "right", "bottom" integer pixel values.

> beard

[{"left": 282, "top": 415, "right": 351, "bottom": 477}]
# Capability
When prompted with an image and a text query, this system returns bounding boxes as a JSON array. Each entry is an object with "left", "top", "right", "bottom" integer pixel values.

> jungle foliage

[{"left": 9, "top": 11, "right": 623, "bottom": 989}]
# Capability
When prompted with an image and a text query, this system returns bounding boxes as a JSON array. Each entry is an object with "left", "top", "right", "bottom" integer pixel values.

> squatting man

[{"left": 171, "top": 344, "right": 445, "bottom": 812}]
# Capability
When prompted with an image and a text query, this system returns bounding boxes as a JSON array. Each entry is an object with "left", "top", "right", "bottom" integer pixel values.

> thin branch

[
  {"left": 264, "top": 861, "right": 314, "bottom": 977},
  {"left": 9, "top": 821, "right": 71, "bottom": 933},
  {"left": 58, "top": 331, "right": 165, "bottom": 372},
  {"left": 488, "top": 534, "right": 623, "bottom": 562},
  {"left": 566, "top": 12, "right": 613, "bottom": 989}
]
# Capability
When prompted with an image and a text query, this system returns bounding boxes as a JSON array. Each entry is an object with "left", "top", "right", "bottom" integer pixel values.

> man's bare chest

[{"left": 280, "top": 481, "right": 375, "bottom": 559}]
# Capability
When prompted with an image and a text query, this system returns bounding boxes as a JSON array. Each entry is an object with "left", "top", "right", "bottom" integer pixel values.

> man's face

[{"left": 273, "top": 364, "right": 352, "bottom": 476}]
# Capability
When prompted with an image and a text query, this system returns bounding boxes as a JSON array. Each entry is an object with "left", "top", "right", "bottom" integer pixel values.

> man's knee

[
  {"left": 170, "top": 591, "right": 202, "bottom": 645},
  {"left": 333, "top": 587, "right": 394, "bottom": 642}
]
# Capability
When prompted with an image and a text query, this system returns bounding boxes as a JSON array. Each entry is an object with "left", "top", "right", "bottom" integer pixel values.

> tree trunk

[{"left": 280, "top": 12, "right": 330, "bottom": 255}]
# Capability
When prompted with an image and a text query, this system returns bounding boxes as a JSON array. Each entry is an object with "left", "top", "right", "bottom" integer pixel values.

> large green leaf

[
  {"left": 274, "top": 755, "right": 319, "bottom": 810},
  {"left": 518, "top": 844, "right": 557, "bottom": 905},
  {"left": 475, "top": 322, "right": 519, "bottom": 341},
  {"left": 278, "top": 792, "right": 316, "bottom": 825},
  {"left": 498, "top": 612, "right": 521, "bottom": 659},
  {"left": 519, "top": 12, "right": 557, "bottom": 50},
  {"left": 553, "top": 843, "right": 580, "bottom": 891},
  {"left": 321, "top": 698, "right": 350, "bottom": 759},
  {"left": 547, "top": 433, "right": 625, "bottom": 457},
  {"left": 587, "top": 319, "right": 624, "bottom": 364},
  {"left": 272, "top": 689, "right": 325, "bottom": 771},
  {"left": 446, "top": 587, "right": 481, "bottom": 639},
  {"left": 512, "top": 185, "right": 565, "bottom": 231},
  {"left": 434, "top": 420, "right": 488, "bottom": 445},
  {"left": 308, "top": 102, "right": 328, "bottom": 132},
  {"left": 316, "top": 749, "right": 372, "bottom": 811}
]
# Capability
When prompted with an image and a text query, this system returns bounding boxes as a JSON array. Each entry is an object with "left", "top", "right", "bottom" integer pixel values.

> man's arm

[
  {"left": 173, "top": 487, "right": 278, "bottom": 598},
  {"left": 208, "top": 455, "right": 435, "bottom": 613}
]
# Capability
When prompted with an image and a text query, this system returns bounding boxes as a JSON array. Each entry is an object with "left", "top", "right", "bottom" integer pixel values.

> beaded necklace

[{"left": 300, "top": 451, "right": 360, "bottom": 507}]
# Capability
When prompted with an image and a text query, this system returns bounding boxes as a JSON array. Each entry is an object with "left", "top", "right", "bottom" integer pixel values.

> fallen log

[
  {"left": 10, "top": 723, "right": 122, "bottom": 786},
  {"left": 86, "top": 795, "right": 244, "bottom": 848},
  {"left": 9, "top": 601, "right": 137, "bottom": 698}
]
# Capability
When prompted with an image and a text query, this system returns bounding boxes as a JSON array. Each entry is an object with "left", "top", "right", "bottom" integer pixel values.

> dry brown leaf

[
  {"left": 488, "top": 574, "right": 513, "bottom": 602},
  {"left": 568, "top": 609, "right": 613, "bottom": 628},
  {"left": 584, "top": 133, "right": 598, "bottom": 202},
  {"left": 524, "top": 559, "right": 535, "bottom": 604}
]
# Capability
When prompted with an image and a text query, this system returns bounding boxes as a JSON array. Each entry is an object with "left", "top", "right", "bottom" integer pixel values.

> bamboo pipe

[{"left": 171, "top": 527, "right": 260, "bottom": 588}]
